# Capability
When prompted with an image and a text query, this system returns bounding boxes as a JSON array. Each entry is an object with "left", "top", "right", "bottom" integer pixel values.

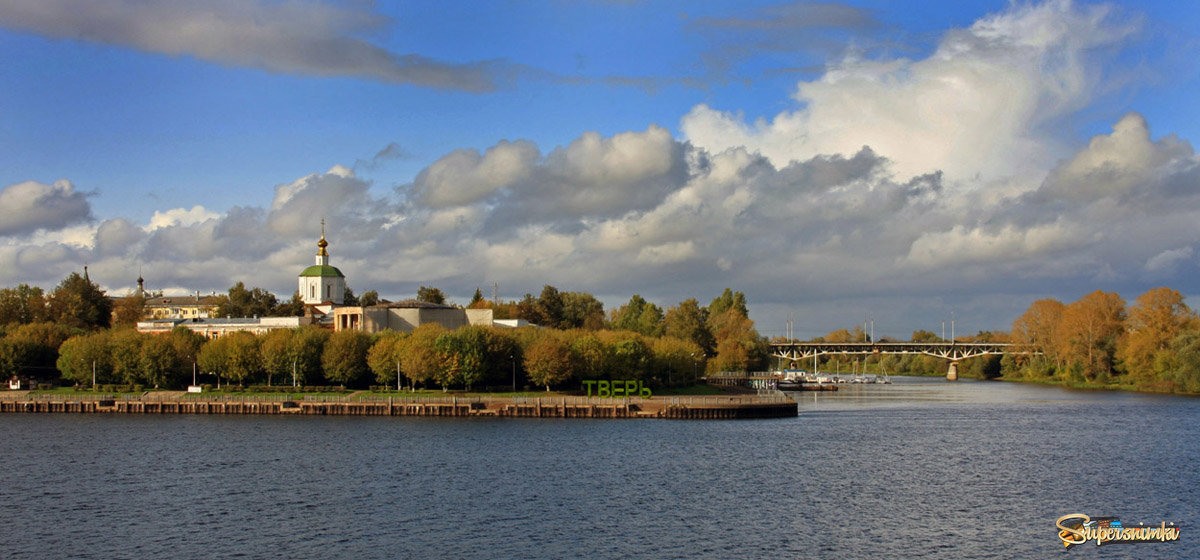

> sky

[{"left": 2, "top": 0, "right": 1200, "bottom": 340}]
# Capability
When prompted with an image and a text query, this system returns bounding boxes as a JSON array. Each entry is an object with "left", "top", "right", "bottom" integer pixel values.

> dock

[{"left": 0, "top": 393, "right": 797, "bottom": 420}]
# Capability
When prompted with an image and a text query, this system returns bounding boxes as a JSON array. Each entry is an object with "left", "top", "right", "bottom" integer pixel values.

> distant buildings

[{"left": 136, "top": 224, "right": 498, "bottom": 338}]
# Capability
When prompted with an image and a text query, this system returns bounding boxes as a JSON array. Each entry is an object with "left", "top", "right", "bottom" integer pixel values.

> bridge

[{"left": 769, "top": 341, "right": 1023, "bottom": 380}]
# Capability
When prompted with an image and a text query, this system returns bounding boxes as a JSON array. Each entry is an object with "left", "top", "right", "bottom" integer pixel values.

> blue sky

[{"left": 2, "top": 0, "right": 1199, "bottom": 339}]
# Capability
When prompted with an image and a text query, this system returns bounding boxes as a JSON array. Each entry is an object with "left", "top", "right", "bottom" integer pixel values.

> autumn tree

[
  {"left": 0, "top": 284, "right": 47, "bottom": 325},
  {"left": 399, "top": 323, "right": 447, "bottom": 389},
  {"left": 709, "top": 308, "right": 766, "bottom": 372},
  {"left": 523, "top": 331, "right": 574, "bottom": 391},
  {"left": 139, "top": 334, "right": 180, "bottom": 388},
  {"left": 259, "top": 329, "right": 294, "bottom": 387},
  {"left": 1118, "top": 287, "right": 1194, "bottom": 381},
  {"left": 359, "top": 290, "right": 379, "bottom": 307},
  {"left": 111, "top": 293, "right": 147, "bottom": 327},
  {"left": 1056, "top": 291, "right": 1125, "bottom": 381}
]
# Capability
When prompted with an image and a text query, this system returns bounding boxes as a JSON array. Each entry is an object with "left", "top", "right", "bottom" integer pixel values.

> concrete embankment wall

[{"left": 0, "top": 395, "right": 797, "bottom": 420}]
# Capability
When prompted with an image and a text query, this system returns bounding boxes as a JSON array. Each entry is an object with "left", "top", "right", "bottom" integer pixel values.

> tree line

[{"left": 1, "top": 272, "right": 767, "bottom": 390}]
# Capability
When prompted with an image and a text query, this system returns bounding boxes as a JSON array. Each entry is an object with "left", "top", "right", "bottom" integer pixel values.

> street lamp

[{"left": 510, "top": 355, "right": 516, "bottom": 393}]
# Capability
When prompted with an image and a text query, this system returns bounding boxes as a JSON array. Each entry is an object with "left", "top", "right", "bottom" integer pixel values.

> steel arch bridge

[{"left": 769, "top": 341, "right": 1025, "bottom": 380}]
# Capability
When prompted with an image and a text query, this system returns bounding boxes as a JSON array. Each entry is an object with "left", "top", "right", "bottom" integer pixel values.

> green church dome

[{"left": 299, "top": 264, "right": 345, "bottom": 278}]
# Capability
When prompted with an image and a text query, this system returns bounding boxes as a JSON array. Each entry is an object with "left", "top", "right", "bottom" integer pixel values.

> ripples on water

[{"left": 1, "top": 377, "right": 1196, "bottom": 559}]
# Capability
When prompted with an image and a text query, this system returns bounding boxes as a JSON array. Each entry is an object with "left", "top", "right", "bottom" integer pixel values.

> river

[{"left": 1, "top": 377, "right": 1195, "bottom": 559}]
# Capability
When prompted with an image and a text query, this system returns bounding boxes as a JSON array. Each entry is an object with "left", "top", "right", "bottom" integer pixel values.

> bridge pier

[{"left": 946, "top": 361, "right": 958, "bottom": 381}]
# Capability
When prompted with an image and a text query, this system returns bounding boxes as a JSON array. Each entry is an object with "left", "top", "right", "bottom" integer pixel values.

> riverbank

[{"left": 0, "top": 392, "right": 797, "bottom": 420}]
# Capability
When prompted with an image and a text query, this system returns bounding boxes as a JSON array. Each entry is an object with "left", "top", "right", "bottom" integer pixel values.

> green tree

[
  {"left": 290, "top": 326, "right": 329, "bottom": 386},
  {"left": 215, "top": 282, "right": 278, "bottom": 318},
  {"left": 359, "top": 290, "right": 379, "bottom": 307},
  {"left": 561, "top": 292, "right": 605, "bottom": 330},
  {"left": 910, "top": 330, "right": 941, "bottom": 342},
  {"left": 665, "top": 298, "right": 714, "bottom": 356},
  {"left": 109, "top": 329, "right": 146, "bottom": 385},
  {"left": 611, "top": 295, "right": 664, "bottom": 337},
  {"left": 469, "top": 288, "right": 485, "bottom": 307},
  {"left": 273, "top": 292, "right": 306, "bottom": 317},
  {"left": 417, "top": 286, "right": 446, "bottom": 305},
  {"left": 259, "top": 329, "right": 294, "bottom": 387},
  {"left": 223, "top": 331, "right": 261, "bottom": 387},
  {"left": 322, "top": 330, "right": 372, "bottom": 387},
  {"left": 198, "top": 335, "right": 231, "bottom": 387},
  {"left": 707, "top": 289, "right": 748, "bottom": 329},
  {"left": 569, "top": 333, "right": 608, "bottom": 381},
  {"left": 368, "top": 331, "right": 407, "bottom": 388},
  {"left": 169, "top": 327, "right": 207, "bottom": 384},
  {"left": 47, "top": 272, "right": 113, "bottom": 329},
  {"left": 650, "top": 336, "right": 705, "bottom": 387},
  {"left": 56, "top": 331, "right": 115, "bottom": 387},
  {"left": 140, "top": 335, "right": 180, "bottom": 388},
  {"left": 709, "top": 308, "right": 766, "bottom": 373},
  {"left": 536, "top": 285, "right": 565, "bottom": 328}
]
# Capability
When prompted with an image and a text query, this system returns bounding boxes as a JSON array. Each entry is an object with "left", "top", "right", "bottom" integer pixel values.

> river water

[{"left": 1, "top": 378, "right": 1195, "bottom": 559}]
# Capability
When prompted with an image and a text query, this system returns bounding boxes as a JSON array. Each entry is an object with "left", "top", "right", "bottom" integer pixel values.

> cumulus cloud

[
  {"left": 681, "top": 0, "right": 1136, "bottom": 182},
  {"left": 0, "top": 0, "right": 509, "bottom": 92},
  {"left": 0, "top": 179, "right": 93, "bottom": 237}
]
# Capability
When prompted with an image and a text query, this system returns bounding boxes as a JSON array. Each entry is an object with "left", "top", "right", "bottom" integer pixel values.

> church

[{"left": 138, "top": 224, "right": 494, "bottom": 338}]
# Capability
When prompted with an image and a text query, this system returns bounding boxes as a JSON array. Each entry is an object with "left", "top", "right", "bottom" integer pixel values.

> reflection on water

[{"left": 1, "top": 378, "right": 1196, "bottom": 559}]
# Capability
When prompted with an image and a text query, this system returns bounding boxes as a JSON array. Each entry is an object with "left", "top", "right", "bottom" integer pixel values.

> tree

[
  {"left": 140, "top": 335, "right": 180, "bottom": 388},
  {"left": 1119, "top": 287, "right": 1194, "bottom": 381},
  {"left": 359, "top": 290, "right": 379, "bottom": 307},
  {"left": 0, "top": 284, "right": 47, "bottom": 325},
  {"left": 223, "top": 331, "right": 261, "bottom": 387},
  {"left": 569, "top": 333, "right": 608, "bottom": 381},
  {"left": 417, "top": 286, "right": 446, "bottom": 305},
  {"left": 273, "top": 292, "right": 306, "bottom": 317},
  {"left": 515, "top": 293, "right": 544, "bottom": 325},
  {"left": 433, "top": 326, "right": 487, "bottom": 390},
  {"left": 0, "top": 322, "right": 76, "bottom": 382},
  {"left": 707, "top": 289, "right": 748, "bottom": 328},
  {"left": 109, "top": 329, "right": 146, "bottom": 385},
  {"left": 289, "top": 326, "right": 328, "bottom": 386},
  {"left": 197, "top": 335, "right": 231, "bottom": 387},
  {"left": 910, "top": 330, "right": 941, "bottom": 342},
  {"left": 709, "top": 308, "right": 766, "bottom": 373},
  {"left": 56, "top": 331, "right": 114, "bottom": 387},
  {"left": 322, "top": 330, "right": 372, "bottom": 387},
  {"left": 169, "top": 327, "right": 206, "bottom": 384},
  {"left": 611, "top": 295, "right": 664, "bottom": 337},
  {"left": 469, "top": 288, "right": 485, "bottom": 307},
  {"left": 368, "top": 331, "right": 407, "bottom": 388},
  {"left": 112, "top": 294, "right": 147, "bottom": 327},
  {"left": 650, "top": 336, "right": 704, "bottom": 387},
  {"left": 47, "top": 272, "right": 112, "bottom": 329},
  {"left": 1056, "top": 291, "right": 1125, "bottom": 381},
  {"left": 536, "top": 285, "right": 565, "bottom": 328},
  {"left": 343, "top": 287, "right": 359, "bottom": 306},
  {"left": 524, "top": 332, "right": 574, "bottom": 391},
  {"left": 215, "top": 282, "right": 278, "bottom": 318},
  {"left": 665, "top": 298, "right": 714, "bottom": 356},
  {"left": 399, "top": 323, "right": 447, "bottom": 389},
  {"left": 259, "top": 329, "right": 294, "bottom": 387},
  {"left": 561, "top": 292, "right": 605, "bottom": 330}
]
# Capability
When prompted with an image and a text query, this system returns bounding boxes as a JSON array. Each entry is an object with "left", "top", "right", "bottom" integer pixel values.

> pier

[{"left": 0, "top": 393, "right": 797, "bottom": 420}]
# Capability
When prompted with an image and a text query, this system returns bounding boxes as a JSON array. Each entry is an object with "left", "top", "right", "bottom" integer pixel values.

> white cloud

[
  {"left": 681, "top": 0, "right": 1135, "bottom": 183},
  {"left": 0, "top": 179, "right": 92, "bottom": 236},
  {"left": 147, "top": 206, "right": 219, "bottom": 231}
]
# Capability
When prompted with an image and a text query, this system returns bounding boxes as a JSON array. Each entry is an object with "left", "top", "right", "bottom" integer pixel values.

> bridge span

[{"left": 769, "top": 341, "right": 1023, "bottom": 380}]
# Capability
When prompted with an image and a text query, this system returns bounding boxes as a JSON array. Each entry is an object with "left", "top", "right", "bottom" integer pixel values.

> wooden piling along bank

[{"left": 0, "top": 394, "right": 797, "bottom": 419}]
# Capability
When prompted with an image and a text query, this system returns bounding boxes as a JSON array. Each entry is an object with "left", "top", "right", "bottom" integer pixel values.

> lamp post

[{"left": 510, "top": 355, "right": 516, "bottom": 393}]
